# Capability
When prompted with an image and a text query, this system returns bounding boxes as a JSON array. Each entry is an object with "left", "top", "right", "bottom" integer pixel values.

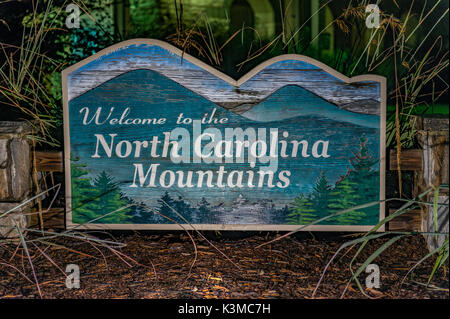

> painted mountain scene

[{"left": 64, "top": 40, "right": 384, "bottom": 230}]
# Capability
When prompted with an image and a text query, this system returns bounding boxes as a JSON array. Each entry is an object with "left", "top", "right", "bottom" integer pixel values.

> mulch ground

[{"left": 0, "top": 232, "right": 448, "bottom": 299}]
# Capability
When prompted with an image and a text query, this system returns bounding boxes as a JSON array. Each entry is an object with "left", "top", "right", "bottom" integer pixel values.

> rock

[
  {"left": 0, "top": 121, "right": 33, "bottom": 136},
  {"left": 0, "top": 122, "right": 32, "bottom": 201},
  {"left": 0, "top": 202, "right": 30, "bottom": 238},
  {"left": 0, "top": 121, "right": 33, "bottom": 235},
  {"left": 10, "top": 138, "right": 31, "bottom": 200},
  {"left": 0, "top": 168, "right": 10, "bottom": 199},
  {"left": 0, "top": 138, "right": 11, "bottom": 199},
  {"left": 0, "top": 138, "right": 9, "bottom": 168}
]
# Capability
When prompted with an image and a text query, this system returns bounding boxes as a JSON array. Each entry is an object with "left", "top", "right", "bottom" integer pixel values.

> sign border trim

[{"left": 62, "top": 38, "right": 386, "bottom": 232}]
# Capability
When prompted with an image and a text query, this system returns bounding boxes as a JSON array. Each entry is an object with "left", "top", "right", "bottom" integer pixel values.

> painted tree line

[
  {"left": 71, "top": 154, "right": 137, "bottom": 224},
  {"left": 287, "top": 135, "right": 380, "bottom": 225},
  {"left": 71, "top": 154, "right": 230, "bottom": 224},
  {"left": 70, "top": 135, "right": 379, "bottom": 225}
]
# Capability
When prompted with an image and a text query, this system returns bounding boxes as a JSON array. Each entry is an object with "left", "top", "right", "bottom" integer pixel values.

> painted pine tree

[
  {"left": 197, "top": 197, "right": 211, "bottom": 223},
  {"left": 349, "top": 134, "right": 378, "bottom": 172},
  {"left": 328, "top": 178, "right": 366, "bottom": 225},
  {"left": 127, "top": 201, "right": 152, "bottom": 223},
  {"left": 92, "top": 170, "right": 132, "bottom": 223},
  {"left": 311, "top": 171, "right": 331, "bottom": 223},
  {"left": 173, "top": 195, "right": 194, "bottom": 222},
  {"left": 287, "top": 194, "right": 317, "bottom": 225},
  {"left": 346, "top": 134, "right": 379, "bottom": 224},
  {"left": 70, "top": 155, "right": 101, "bottom": 223},
  {"left": 157, "top": 191, "right": 181, "bottom": 222}
]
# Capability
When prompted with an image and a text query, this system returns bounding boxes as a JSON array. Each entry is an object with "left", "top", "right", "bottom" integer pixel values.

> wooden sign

[{"left": 63, "top": 39, "right": 385, "bottom": 231}]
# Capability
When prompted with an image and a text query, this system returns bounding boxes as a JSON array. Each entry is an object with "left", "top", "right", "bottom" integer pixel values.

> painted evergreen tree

[
  {"left": 328, "top": 178, "right": 366, "bottom": 225},
  {"left": 92, "top": 170, "right": 132, "bottom": 223},
  {"left": 173, "top": 196, "right": 191, "bottom": 213},
  {"left": 128, "top": 201, "right": 158, "bottom": 223},
  {"left": 276, "top": 205, "right": 291, "bottom": 224},
  {"left": 157, "top": 191, "right": 179, "bottom": 222},
  {"left": 70, "top": 155, "right": 101, "bottom": 223},
  {"left": 346, "top": 134, "right": 379, "bottom": 224},
  {"left": 311, "top": 171, "right": 331, "bottom": 222},
  {"left": 349, "top": 134, "right": 378, "bottom": 173},
  {"left": 173, "top": 195, "right": 194, "bottom": 222},
  {"left": 197, "top": 197, "right": 211, "bottom": 223},
  {"left": 287, "top": 194, "right": 317, "bottom": 225}
]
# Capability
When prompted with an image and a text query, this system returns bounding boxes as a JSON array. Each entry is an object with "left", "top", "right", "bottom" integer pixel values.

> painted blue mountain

[
  {"left": 240, "top": 85, "right": 379, "bottom": 129},
  {"left": 67, "top": 41, "right": 381, "bottom": 115}
]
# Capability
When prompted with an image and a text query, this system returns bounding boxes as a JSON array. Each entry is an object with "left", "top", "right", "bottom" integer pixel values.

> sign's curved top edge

[{"left": 62, "top": 38, "right": 386, "bottom": 87}]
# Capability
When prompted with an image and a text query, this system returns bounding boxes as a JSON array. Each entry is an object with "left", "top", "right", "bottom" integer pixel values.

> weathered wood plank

[
  {"left": 35, "top": 151, "right": 63, "bottom": 172},
  {"left": 388, "top": 208, "right": 422, "bottom": 231},
  {"left": 415, "top": 115, "right": 449, "bottom": 131},
  {"left": 67, "top": 41, "right": 381, "bottom": 115},
  {"left": 389, "top": 149, "right": 422, "bottom": 171}
]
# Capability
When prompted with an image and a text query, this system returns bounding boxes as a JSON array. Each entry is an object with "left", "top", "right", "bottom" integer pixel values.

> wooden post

[
  {"left": 414, "top": 115, "right": 449, "bottom": 251},
  {"left": 389, "top": 149, "right": 422, "bottom": 231}
]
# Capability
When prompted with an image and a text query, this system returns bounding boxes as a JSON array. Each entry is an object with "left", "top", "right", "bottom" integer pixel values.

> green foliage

[
  {"left": 346, "top": 134, "right": 380, "bottom": 224},
  {"left": 92, "top": 171, "right": 132, "bottom": 223},
  {"left": 314, "top": 186, "right": 449, "bottom": 297},
  {"left": 129, "top": 0, "right": 166, "bottom": 38},
  {"left": 70, "top": 155, "right": 102, "bottom": 221},
  {"left": 285, "top": 136, "right": 379, "bottom": 226},
  {"left": 328, "top": 178, "right": 366, "bottom": 225},
  {"left": 327, "top": 135, "right": 380, "bottom": 224},
  {"left": 287, "top": 194, "right": 317, "bottom": 225},
  {"left": 311, "top": 171, "right": 331, "bottom": 217},
  {"left": 71, "top": 156, "right": 133, "bottom": 224},
  {"left": 326, "top": 134, "right": 378, "bottom": 225}
]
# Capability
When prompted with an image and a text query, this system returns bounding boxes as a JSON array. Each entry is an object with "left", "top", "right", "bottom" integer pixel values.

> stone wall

[{"left": 0, "top": 121, "right": 33, "bottom": 238}]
